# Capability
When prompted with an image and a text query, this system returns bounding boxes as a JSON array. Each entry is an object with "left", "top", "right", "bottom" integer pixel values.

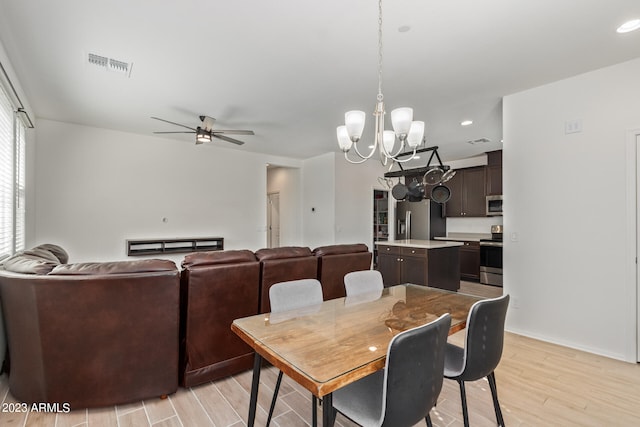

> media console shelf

[{"left": 127, "top": 237, "right": 224, "bottom": 256}]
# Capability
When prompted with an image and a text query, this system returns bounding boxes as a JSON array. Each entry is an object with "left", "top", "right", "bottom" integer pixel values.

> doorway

[
  {"left": 373, "top": 189, "right": 389, "bottom": 267},
  {"left": 267, "top": 192, "right": 280, "bottom": 248}
]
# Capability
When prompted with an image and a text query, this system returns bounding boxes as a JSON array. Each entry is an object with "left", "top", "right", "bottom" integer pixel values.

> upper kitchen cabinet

[
  {"left": 485, "top": 150, "right": 503, "bottom": 196},
  {"left": 445, "top": 166, "right": 486, "bottom": 217}
]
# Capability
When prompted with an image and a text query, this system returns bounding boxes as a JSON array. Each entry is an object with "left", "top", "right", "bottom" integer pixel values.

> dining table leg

[
  {"left": 322, "top": 392, "right": 335, "bottom": 427},
  {"left": 247, "top": 352, "right": 262, "bottom": 427}
]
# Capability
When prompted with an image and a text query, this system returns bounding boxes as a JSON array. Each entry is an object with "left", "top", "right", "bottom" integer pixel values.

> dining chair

[
  {"left": 331, "top": 313, "right": 451, "bottom": 427},
  {"left": 343, "top": 269, "right": 384, "bottom": 296},
  {"left": 444, "top": 294, "right": 510, "bottom": 427},
  {"left": 267, "top": 278, "right": 324, "bottom": 427}
]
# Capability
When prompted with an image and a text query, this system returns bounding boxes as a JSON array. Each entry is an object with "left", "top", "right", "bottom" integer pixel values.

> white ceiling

[{"left": 1, "top": 0, "right": 639, "bottom": 165}]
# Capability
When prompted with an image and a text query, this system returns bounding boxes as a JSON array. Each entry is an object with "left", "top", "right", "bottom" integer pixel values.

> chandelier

[{"left": 336, "top": 0, "right": 424, "bottom": 165}]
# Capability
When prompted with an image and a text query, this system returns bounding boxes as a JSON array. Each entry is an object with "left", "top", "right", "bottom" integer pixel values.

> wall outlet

[
  {"left": 512, "top": 297, "right": 520, "bottom": 309},
  {"left": 510, "top": 232, "right": 518, "bottom": 242}
]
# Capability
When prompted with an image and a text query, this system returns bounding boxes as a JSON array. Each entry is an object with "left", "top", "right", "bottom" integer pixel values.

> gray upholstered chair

[
  {"left": 331, "top": 313, "right": 451, "bottom": 427},
  {"left": 444, "top": 294, "right": 510, "bottom": 427},
  {"left": 267, "top": 279, "right": 324, "bottom": 426},
  {"left": 344, "top": 269, "right": 384, "bottom": 297}
]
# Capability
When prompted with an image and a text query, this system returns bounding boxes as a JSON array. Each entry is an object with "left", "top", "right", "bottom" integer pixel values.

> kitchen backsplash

[{"left": 446, "top": 216, "right": 503, "bottom": 234}]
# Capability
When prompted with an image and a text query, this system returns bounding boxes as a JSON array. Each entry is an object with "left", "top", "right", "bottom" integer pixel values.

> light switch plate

[{"left": 565, "top": 119, "right": 582, "bottom": 134}]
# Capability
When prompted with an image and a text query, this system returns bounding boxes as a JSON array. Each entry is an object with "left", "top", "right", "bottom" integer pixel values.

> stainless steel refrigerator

[{"left": 396, "top": 199, "right": 446, "bottom": 240}]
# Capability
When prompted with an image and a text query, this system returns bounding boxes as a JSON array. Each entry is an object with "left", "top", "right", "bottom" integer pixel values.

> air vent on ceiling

[
  {"left": 87, "top": 53, "right": 133, "bottom": 77},
  {"left": 466, "top": 138, "right": 491, "bottom": 145}
]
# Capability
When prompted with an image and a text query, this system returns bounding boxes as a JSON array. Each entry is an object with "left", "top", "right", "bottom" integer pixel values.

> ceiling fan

[{"left": 151, "top": 115, "right": 254, "bottom": 145}]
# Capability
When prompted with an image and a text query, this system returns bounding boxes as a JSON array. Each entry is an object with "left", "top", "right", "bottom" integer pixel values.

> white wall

[
  {"left": 267, "top": 166, "right": 302, "bottom": 247},
  {"left": 301, "top": 153, "right": 336, "bottom": 249},
  {"left": 335, "top": 153, "right": 389, "bottom": 249},
  {"left": 33, "top": 119, "right": 302, "bottom": 263},
  {"left": 503, "top": 57, "right": 640, "bottom": 361},
  {"left": 300, "top": 152, "right": 390, "bottom": 250}
]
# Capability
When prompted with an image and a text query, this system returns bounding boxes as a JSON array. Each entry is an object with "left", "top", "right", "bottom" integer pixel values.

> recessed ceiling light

[
  {"left": 460, "top": 120, "right": 473, "bottom": 126},
  {"left": 617, "top": 19, "right": 640, "bottom": 33}
]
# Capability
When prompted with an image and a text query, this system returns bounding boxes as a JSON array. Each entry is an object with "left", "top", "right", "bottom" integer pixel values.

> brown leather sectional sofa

[
  {"left": 0, "top": 243, "right": 372, "bottom": 406},
  {"left": 0, "top": 244, "right": 180, "bottom": 408}
]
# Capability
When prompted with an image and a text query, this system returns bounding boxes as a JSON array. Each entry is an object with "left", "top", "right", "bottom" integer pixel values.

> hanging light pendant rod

[{"left": 336, "top": 0, "right": 424, "bottom": 165}]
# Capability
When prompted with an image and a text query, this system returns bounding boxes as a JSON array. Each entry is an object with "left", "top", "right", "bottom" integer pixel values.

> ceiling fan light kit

[
  {"left": 337, "top": 0, "right": 425, "bottom": 166},
  {"left": 196, "top": 127, "right": 212, "bottom": 144}
]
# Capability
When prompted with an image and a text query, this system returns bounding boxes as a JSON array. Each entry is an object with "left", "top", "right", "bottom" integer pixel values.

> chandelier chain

[{"left": 377, "top": 0, "right": 383, "bottom": 100}]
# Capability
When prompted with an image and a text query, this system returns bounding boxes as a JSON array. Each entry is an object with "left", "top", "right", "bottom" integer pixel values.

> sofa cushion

[
  {"left": 313, "top": 244, "right": 369, "bottom": 257},
  {"left": 2, "top": 253, "right": 59, "bottom": 275},
  {"left": 33, "top": 243, "right": 69, "bottom": 264},
  {"left": 254, "top": 246, "right": 312, "bottom": 261},
  {"left": 1, "top": 245, "right": 67, "bottom": 275},
  {"left": 49, "top": 259, "right": 177, "bottom": 275},
  {"left": 182, "top": 250, "right": 257, "bottom": 268}
]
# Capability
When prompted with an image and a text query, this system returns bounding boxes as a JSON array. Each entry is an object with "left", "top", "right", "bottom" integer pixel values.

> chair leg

[
  {"left": 457, "top": 380, "right": 470, "bottom": 427},
  {"left": 487, "top": 372, "right": 505, "bottom": 426},
  {"left": 266, "top": 371, "right": 284, "bottom": 427},
  {"left": 425, "top": 413, "right": 433, "bottom": 427}
]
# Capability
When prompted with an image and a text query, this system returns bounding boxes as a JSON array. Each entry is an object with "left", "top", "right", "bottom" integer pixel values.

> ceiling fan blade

[
  {"left": 153, "top": 131, "right": 195, "bottom": 134},
  {"left": 213, "top": 134, "right": 245, "bottom": 145},
  {"left": 212, "top": 130, "right": 255, "bottom": 135},
  {"left": 151, "top": 117, "right": 197, "bottom": 131}
]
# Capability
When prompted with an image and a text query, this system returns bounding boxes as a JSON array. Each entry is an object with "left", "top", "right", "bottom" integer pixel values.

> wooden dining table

[{"left": 231, "top": 284, "right": 484, "bottom": 427}]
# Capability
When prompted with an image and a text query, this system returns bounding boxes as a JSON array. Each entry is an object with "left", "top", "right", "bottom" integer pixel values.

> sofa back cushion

[
  {"left": 313, "top": 244, "right": 373, "bottom": 300},
  {"left": 49, "top": 259, "right": 177, "bottom": 275},
  {"left": 254, "top": 246, "right": 317, "bottom": 313},
  {"left": 182, "top": 249, "right": 256, "bottom": 268}
]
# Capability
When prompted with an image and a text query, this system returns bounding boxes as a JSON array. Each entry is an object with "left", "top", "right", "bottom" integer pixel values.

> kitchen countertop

[
  {"left": 433, "top": 233, "right": 492, "bottom": 242},
  {"left": 375, "top": 239, "right": 464, "bottom": 249}
]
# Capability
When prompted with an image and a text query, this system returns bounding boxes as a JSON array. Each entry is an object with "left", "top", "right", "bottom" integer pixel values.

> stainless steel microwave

[{"left": 486, "top": 195, "right": 503, "bottom": 216}]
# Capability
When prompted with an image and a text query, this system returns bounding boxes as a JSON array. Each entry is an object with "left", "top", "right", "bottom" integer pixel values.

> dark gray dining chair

[
  {"left": 331, "top": 313, "right": 451, "bottom": 427},
  {"left": 444, "top": 294, "right": 510, "bottom": 427},
  {"left": 344, "top": 269, "right": 384, "bottom": 296},
  {"left": 267, "top": 278, "right": 324, "bottom": 427}
]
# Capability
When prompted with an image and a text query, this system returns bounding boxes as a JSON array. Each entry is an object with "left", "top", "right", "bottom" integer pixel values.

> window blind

[
  {"left": 0, "top": 83, "right": 25, "bottom": 258},
  {"left": 14, "top": 118, "right": 25, "bottom": 252}
]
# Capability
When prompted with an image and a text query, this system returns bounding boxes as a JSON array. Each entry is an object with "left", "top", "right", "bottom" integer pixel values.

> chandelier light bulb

[
  {"left": 382, "top": 130, "right": 396, "bottom": 154},
  {"left": 337, "top": 126, "right": 353, "bottom": 151},
  {"left": 345, "top": 110, "right": 366, "bottom": 141},
  {"left": 407, "top": 121, "right": 424, "bottom": 148},
  {"left": 391, "top": 107, "right": 413, "bottom": 136}
]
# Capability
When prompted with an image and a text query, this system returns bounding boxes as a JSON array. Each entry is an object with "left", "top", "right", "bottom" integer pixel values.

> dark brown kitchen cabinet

[
  {"left": 376, "top": 244, "right": 460, "bottom": 291},
  {"left": 485, "top": 150, "right": 503, "bottom": 196},
  {"left": 459, "top": 241, "right": 480, "bottom": 281},
  {"left": 377, "top": 245, "right": 402, "bottom": 285},
  {"left": 445, "top": 166, "right": 486, "bottom": 217},
  {"left": 377, "top": 245, "right": 425, "bottom": 286}
]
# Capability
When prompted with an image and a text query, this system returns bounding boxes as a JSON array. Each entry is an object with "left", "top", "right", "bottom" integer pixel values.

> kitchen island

[{"left": 375, "top": 240, "right": 464, "bottom": 291}]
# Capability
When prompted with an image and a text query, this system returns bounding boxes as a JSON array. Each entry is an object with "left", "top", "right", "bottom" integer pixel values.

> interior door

[{"left": 267, "top": 192, "right": 280, "bottom": 248}]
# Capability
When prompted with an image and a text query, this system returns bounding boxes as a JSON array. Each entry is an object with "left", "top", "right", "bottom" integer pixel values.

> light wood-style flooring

[{"left": 2, "top": 282, "right": 640, "bottom": 426}]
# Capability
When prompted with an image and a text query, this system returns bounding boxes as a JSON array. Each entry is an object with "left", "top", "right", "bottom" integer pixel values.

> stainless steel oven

[{"left": 480, "top": 225, "right": 503, "bottom": 286}]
